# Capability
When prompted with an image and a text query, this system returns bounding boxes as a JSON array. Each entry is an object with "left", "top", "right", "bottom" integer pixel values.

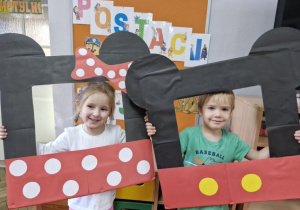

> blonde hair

[
  {"left": 74, "top": 82, "right": 115, "bottom": 123},
  {"left": 197, "top": 91, "right": 235, "bottom": 113}
]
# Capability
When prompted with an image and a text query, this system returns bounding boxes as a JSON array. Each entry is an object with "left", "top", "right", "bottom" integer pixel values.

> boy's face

[{"left": 199, "top": 96, "right": 232, "bottom": 131}]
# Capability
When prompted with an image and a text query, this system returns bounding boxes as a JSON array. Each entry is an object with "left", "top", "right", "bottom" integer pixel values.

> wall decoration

[
  {"left": 0, "top": 0, "right": 42, "bottom": 14},
  {"left": 184, "top": 33, "right": 211, "bottom": 67}
]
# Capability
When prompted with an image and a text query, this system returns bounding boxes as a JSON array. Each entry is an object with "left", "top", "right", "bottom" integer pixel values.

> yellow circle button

[
  {"left": 241, "top": 174, "right": 262, "bottom": 192},
  {"left": 199, "top": 178, "right": 218, "bottom": 196}
]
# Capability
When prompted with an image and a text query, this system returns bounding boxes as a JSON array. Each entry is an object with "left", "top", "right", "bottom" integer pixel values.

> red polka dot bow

[{"left": 71, "top": 47, "right": 133, "bottom": 93}]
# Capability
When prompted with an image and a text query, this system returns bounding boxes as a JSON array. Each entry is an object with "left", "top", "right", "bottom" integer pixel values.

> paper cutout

[
  {"left": 6, "top": 139, "right": 155, "bottom": 209},
  {"left": 126, "top": 27, "right": 300, "bottom": 169},
  {"left": 2, "top": 28, "right": 300, "bottom": 208},
  {"left": 0, "top": 31, "right": 150, "bottom": 159},
  {"left": 159, "top": 155, "right": 300, "bottom": 208},
  {"left": 71, "top": 47, "right": 133, "bottom": 93},
  {"left": 184, "top": 33, "right": 211, "bottom": 67},
  {"left": 90, "top": 0, "right": 114, "bottom": 35}
]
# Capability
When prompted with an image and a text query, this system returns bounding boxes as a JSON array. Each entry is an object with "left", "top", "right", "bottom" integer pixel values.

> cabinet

[
  {"left": 230, "top": 95, "right": 268, "bottom": 149},
  {"left": 229, "top": 95, "right": 300, "bottom": 210}
]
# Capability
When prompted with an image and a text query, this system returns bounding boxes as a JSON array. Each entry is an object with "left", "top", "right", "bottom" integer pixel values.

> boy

[{"left": 146, "top": 91, "right": 268, "bottom": 210}]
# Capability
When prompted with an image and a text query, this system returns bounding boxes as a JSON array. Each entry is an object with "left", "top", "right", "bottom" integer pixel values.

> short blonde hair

[
  {"left": 197, "top": 91, "right": 235, "bottom": 112},
  {"left": 74, "top": 82, "right": 115, "bottom": 123}
]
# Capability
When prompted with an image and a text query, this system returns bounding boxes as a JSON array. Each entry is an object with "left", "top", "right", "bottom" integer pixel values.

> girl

[{"left": 1, "top": 82, "right": 125, "bottom": 210}]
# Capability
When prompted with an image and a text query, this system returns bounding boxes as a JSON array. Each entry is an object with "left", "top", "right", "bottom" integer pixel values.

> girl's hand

[
  {"left": 294, "top": 130, "right": 300, "bottom": 143},
  {"left": 144, "top": 113, "right": 156, "bottom": 137},
  {"left": 0, "top": 126, "right": 7, "bottom": 140}
]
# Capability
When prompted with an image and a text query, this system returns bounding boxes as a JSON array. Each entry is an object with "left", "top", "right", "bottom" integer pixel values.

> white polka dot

[
  {"left": 23, "top": 182, "right": 40, "bottom": 199},
  {"left": 119, "top": 69, "right": 127, "bottom": 77},
  {"left": 119, "top": 148, "right": 133, "bottom": 162},
  {"left": 9, "top": 160, "right": 27, "bottom": 177},
  {"left": 63, "top": 180, "right": 79, "bottom": 197},
  {"left": 76, "top": 69, "right": 85, "bottom": 77},
  {"left": 107, "top": 171, "right": 122, "bottom": 186},
  {"left": 94, "top": 67, "right": 103, "bottom": 75},
  {"left": 107, "top": 71, "right": 116, "bottom": 78},
  {"left": 44, "top": 158, "right": 61, "bottom": 175},
  {"left": 79, "top": 48, "right": 87, "bottom": 56},
  {"left": 82, "top": 155, "right": 98, "bottom": 171},
  {"left": 119, "top": 81, "right": 126, "bottom": 89},
  {"left": 128, "top": 62, "right": 132, "bottom": 68},
  {"left": 86, "top": 58, "right": 95, "bottom": 66},
  {"left": 137, "top": 160, "right": 150, "bottom": 175}
]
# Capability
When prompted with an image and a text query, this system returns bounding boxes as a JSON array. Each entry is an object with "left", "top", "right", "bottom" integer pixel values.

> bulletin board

[{"left": 73, "top": 0, "right": 211, "bottom": 132}]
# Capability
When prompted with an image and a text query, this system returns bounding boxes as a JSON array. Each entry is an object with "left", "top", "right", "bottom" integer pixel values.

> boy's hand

[
  {"left": 294, "top": 130, "right": 300, "bottom": 143},
  {"left": 146, "top": 122, "right": 156, "bottom": 137},
  {"left": 0, "top": 126, "right": 7, "bottom": 140}
]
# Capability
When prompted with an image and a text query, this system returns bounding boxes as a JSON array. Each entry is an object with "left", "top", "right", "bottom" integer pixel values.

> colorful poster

[
  {"left": 143, "top": 21, "right": 172, "bottom": 55},
  {"left": 167, "top": 27, "right": 192, "bottom": 62},
  {"left": 90, "top": 0, "right": 114, "bottom": 35},
  {"left": 128, "top": 12, "right": 153, "bottom": 39},
  {"left": 111, "top": 6, "right": 134, "bottom": 33},
  {"left": 0, "top": 0, "right": 42, "bottom": 14},
  {"left": 114, "top": 90, "right": 124, "bottom": 120},
  {"left": 184, "top": 33, "right": 211, "bottom": 67},
  {"left": 72, "top": 0, "right": 91, "bottom": 24}
]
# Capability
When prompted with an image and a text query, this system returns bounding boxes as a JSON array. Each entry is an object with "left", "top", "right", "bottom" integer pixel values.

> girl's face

[
  {"left": 80, "top": 92, "right": 111, "bottom": 136},
  {"left": 199, "top": 96, "right": 232, "bottom": 132}
]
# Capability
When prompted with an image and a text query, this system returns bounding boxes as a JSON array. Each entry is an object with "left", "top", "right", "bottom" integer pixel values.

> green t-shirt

[{"left": 178, "top": 126, "right": 251, "bottom": 210}]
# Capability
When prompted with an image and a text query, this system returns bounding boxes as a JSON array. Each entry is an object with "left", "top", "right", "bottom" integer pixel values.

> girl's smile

[{"left": 79, "top": 92, "right": 111, "bottom": 136}]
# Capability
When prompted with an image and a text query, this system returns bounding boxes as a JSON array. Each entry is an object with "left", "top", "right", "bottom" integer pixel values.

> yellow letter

[
  {"left": 25, "top": 1, "right": 31, "bottom": 13},
  {"left": 19, "top": 1, "right": 24, "bottom": 13},
  {"left": 171, "top": 34, "right": 186, "bottom": 55},
  {"left": 37, "top": 2, "right": 41, "bottom": 13},
  {"left": 30, "top": 2, "right": 37, "bottom": 13},
  {"left": 12, "top": 1, "right": 18, "bottom": 12},
  {"left": 0, "top": 1, "right": 6, "bottom": 12},
  {"left": 6, "top": 0, "right": 12, "bottom": 12}
]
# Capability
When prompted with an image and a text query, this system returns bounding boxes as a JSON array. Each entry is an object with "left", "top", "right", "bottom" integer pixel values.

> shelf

[{"left": 258, "top": 136, "right": 268, "bottom": 147}]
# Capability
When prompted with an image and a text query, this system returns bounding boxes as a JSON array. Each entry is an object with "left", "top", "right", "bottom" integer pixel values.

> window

[{"left": 0, "top": 0, "right": 55, "bottom": 160}]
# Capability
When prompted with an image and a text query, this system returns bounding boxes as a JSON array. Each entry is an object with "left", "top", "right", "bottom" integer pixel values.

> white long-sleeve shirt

[{"left": 37, "top": 124, "right": 126, "bottom": 210}]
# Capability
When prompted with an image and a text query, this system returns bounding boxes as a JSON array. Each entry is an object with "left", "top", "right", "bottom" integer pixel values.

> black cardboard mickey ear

[
  {"left": 0, "top": 31, "right": 151, "bottom": 159},
  {"left": 125, "top": 27, "right": 300, "bottom": 169},
  {"left": 0, "top": 33, "right": 44, "bottom": 59},
  {"left": 99, "top": 31, "right": 150, "bottom": 64}
]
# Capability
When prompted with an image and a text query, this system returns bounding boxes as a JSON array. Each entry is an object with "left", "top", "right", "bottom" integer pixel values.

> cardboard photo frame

[{"left": 1, "top": 27, "right": 300, "bottom": 208}]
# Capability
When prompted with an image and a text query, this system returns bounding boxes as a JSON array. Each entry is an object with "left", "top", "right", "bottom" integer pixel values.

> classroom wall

[
  {"left": 49, "top": 0, "right": 278, "bottom": 135},
  {"left": 0, "top": 0, "right": 279, "bottom": 160}
]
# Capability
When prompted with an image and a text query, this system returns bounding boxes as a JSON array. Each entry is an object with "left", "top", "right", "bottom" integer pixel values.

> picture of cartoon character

[
  {"left": 190, "top": 44, "right": 195, "bottom": 60},
  {"left": 84, "top": 37, "right": 101, "bottom": 55},
  {"left": 135, "top": 29, "right": 140, "bottom": 36},
  {"left": 201, "top": 44, "right": 208, "bottom": 60},
  {"left": 167, "top": 47, "right": 173, "bottom": 58},
  {"left": 94, "top": 3, "right": 101, "bottom": 12},
  {"left": 124, "top": 23, "right": 129, "bottom": 31},
  {"left": 183, "top": 32, "right": 187, "bottom": 41},
  {"left": 73, "top": 6, "right": 81, "bottom": 20},
  {"left": 106, "top": 22, "right": 111, "bottom": 33},
  {"left": 152, "top": 27, "right": 159, "bottom": 41},
  {"left": 160, "top": 41, "right": 167, "bottom": 54},
  {"left": 175, "top": 97, "right": 198, "bottom": 114}
]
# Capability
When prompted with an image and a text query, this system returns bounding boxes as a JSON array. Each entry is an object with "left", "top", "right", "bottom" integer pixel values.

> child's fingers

[
  {"left": 0, "top": 131, "right": 7, "bottom": 140},
  {"left": 145, "top": 122, "right": 156, "bottom": 136},
  {"left": 144, "top": 115, "right": 149, "bottom": 122},
  {"left": 294, "top": 131, "right": 300, "bottom": 142}
]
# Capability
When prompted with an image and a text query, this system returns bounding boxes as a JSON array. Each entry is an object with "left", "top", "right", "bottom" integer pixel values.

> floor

[{"left": 1, "top": 167, "right": 300, "bottom": 210}]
